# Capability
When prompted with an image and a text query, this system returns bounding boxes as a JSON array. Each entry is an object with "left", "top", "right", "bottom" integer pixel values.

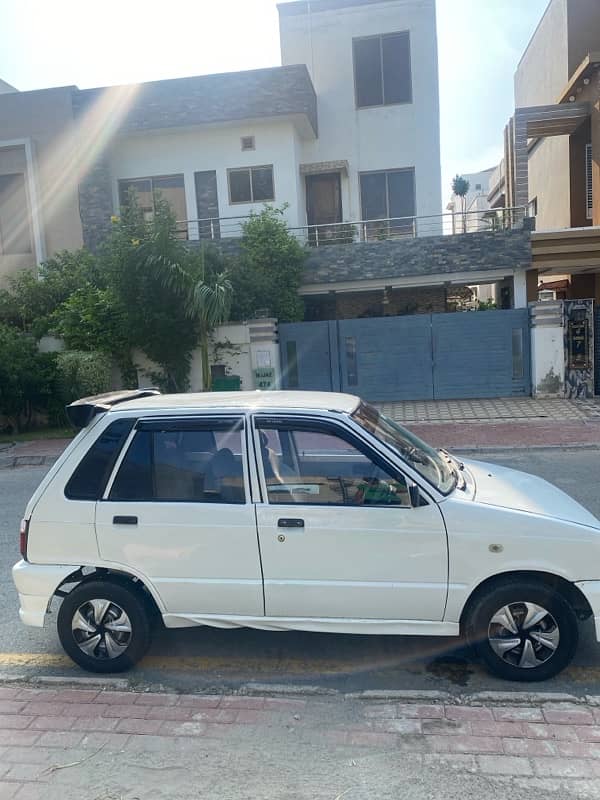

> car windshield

[{"left": 351, "top": 401, "right": 456, "bottom": 495}]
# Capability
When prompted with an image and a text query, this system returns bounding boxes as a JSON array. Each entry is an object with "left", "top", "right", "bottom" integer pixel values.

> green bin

[{"left": 212, "top": 375, "right": 241, "bottom": 392}]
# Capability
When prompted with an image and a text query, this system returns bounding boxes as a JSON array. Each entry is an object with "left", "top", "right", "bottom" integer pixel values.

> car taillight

[{"left": 19, "top": 519, "right": 29, "bottom": 561}]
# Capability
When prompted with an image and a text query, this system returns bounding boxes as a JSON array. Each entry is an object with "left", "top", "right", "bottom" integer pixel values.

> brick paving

[{"left": 0, "top": 685, "right": 600, "bottom": 797}]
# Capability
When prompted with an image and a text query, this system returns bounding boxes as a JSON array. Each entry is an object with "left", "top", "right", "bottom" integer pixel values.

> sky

[{"left": 0, "top": 0, "right": 549, "bottom": 201}]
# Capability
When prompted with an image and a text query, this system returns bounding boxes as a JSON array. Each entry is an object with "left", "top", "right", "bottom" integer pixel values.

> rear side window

[
  {"left": 109, "top": 420, "right": 246, "bottom": 504},
  {"left": 65, "top": 418, "right": 135, "bottom": 501}
]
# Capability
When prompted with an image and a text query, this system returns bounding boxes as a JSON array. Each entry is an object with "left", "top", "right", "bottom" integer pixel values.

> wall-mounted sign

[
  {"left": 254, "top": 367, "right": 276, "bottom": 390},
  {"left": 567, "top": 313, "right": 591, "bottom": 369}
]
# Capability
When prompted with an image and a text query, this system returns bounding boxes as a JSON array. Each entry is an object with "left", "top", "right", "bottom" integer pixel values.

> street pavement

[{"left": 2, "top": 449, "right": 600, "bottom": 694}]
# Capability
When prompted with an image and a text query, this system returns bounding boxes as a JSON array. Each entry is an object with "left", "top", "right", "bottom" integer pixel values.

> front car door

[
  {"left": 96, "top": 415, "right": 263, "bottom": 618},
  {"left": 252, "top": 416, "right": 448, "bottom": 621}
]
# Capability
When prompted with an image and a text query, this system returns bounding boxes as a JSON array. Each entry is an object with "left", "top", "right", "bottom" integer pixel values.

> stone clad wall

[{"left": 302, "top": 228, "right": 532, "bottom": 286}]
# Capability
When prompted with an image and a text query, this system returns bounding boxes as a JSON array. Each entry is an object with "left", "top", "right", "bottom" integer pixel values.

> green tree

[
  {"left": 0, "top": 324, "right": 57, "bottom": 433},
  {"left": 54, "top": 351, "right": 112, "bottom": 406},
  {"left": 0, "top": 250, "right": 98, "bottom": 337},
  {"left": 229, "top": 205, "right": 306, "bottom": 323},
  {"left": 451, "top": 174, "right": 470, "bottom": 233}
]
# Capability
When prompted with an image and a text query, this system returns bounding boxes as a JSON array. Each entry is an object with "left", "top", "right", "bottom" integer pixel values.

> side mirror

[{"left": 408, "top": 482, "right": 420, "bottom": 508}]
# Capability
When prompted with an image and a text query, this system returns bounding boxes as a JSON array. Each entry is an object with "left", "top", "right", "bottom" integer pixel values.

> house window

[
  {"left": 118, "top": 174, "right": 187, "bottom": 238},
  {"left": 241, "top": 136, "right": 255, "bottom": 152},
  {"left": 228, "top": 165, "right": 274, "bottom": 204},
  {"left": 353, "top": 31, "right": 412, "bottom": 108},
  {"left": 0, "top": 173, "right": 32, "bottom": 254},
  {"left": 586, "top": 143, "right": 593, "bottom": 221},
  {"left": 359, "top": 168, "right": 415, "bottom": 235}
]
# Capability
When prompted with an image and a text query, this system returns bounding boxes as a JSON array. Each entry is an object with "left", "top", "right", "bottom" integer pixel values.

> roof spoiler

[{"left": 66, "top": 388, "right": 161, "bottom": 429}]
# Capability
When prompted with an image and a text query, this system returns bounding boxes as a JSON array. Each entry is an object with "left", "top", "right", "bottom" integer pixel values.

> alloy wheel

[
  {"left": 71, "top": 598, "right": 133, "bottom": 660},
  {"left": 487, "top": 601, "right": 560, "bottom": 669}
]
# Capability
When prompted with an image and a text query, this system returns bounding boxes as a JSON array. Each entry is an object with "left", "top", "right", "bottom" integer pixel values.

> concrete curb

[{"left": 0, "top": 673, "right": 596, "bottom": 706}]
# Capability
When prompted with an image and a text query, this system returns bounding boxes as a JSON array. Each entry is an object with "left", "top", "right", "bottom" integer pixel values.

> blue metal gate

[{"left": 279, "top": 309, "right": 531, "bottom": 401}]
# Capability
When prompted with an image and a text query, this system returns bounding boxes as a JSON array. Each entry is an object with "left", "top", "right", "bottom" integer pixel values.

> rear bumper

[
  {"left": 12, "top": 561, "right": 77, "bottom": 628},
  {"left": 575, "top": 581, "right": 600, "bottom": 641}
]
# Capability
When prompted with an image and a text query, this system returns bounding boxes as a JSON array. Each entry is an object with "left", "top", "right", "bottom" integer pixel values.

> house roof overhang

[
  {"left": 518, "top": 102, "right": 591, "bottom": 138},
  {"left": 557, "top": 52, "right": 600, "bottom": 105},
  {"left": 531, "top": 227, "right": 600, "bottom": 274}
]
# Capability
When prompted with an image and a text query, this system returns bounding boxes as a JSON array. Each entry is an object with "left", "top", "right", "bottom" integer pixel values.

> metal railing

[{"left": 175, "top": 206, "right": 527, "bottom": 246}]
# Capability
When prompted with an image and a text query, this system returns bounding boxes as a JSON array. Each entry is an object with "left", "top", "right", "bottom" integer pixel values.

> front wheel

[
  {"left": 57, "top": 580, "right": 152, "bottom": 673},
  {"left": 465, "top": 580, "right": 578, "bottom": 682}
]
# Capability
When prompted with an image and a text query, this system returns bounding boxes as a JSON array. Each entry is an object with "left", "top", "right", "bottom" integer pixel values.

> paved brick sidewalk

[{"left": 0, "top": 684, "right": 598, "bottom": 798}]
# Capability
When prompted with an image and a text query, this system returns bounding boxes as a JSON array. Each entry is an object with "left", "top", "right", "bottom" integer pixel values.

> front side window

[
  {"left": 352, "top": 402, "right": 456, "bottom": 495},
  {"left": 110, "top": 420, "right": 246, "bottom": 504},
  {"left": 353, "top": 31, "right": 412, "bottom": 108},
  {"left": 256, "top": 422, "right": 409, "bottom": 507},
  {"left": 65, "top": 418, "right": 136, "bottom": 501},
  {"left": 118, "top": 174, "right": 187, "bottom": 238},
  {"left": 228, "top": 166, "right": 274, "bottom": 204}
]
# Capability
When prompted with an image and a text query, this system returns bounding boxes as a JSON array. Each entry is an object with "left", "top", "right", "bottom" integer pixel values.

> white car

[{"left": 12, "top": 389, "right": 600, "bottom": 681}]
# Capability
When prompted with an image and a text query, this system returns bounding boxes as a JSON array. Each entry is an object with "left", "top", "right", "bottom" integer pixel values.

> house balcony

[{"left": 178, "top": 206, "right": 528, "bottom": 246}]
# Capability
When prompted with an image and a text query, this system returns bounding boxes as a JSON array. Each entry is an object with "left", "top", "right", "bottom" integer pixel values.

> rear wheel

[
  {"left": 57, "top": 580, "right": 151, "bottom": 673},
  {"left": 466, "top": 580, "right": 578, "bottom": 682}
]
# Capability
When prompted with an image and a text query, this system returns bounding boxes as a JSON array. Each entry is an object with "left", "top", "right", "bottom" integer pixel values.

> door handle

[
  {"left": 113, "top": 516, "right": 138, "bottom": 525},
  {"left": 277, "top": 518, "right": 304, "bottom": 528}
]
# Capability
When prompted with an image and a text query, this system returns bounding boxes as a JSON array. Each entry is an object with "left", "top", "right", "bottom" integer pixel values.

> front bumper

[
  {"left": 575, "top": 581, "right": 600, "bottom": 641},
  {"left": 12, "top": 560, "right": 77, "bottom": 627}
]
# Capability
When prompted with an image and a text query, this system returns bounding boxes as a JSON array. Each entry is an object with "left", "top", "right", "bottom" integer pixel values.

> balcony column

[
  {"left": 592, "top": 69, "right": 600, "bottom": 226},
  {"left": 513, "top": 270, "right": 528, "bottom": 309}
]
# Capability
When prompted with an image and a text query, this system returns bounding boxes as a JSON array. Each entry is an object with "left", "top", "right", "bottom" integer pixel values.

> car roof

[{"left": 112, "top": 390, "right": 361, "bottom": 415}]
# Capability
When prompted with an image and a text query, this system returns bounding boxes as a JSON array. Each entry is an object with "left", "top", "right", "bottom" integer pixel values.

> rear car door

[
  {"left": 95, "top": 416, "right": 263, "bottom": 617},
  {"left": 253, "top": 416, "right": 448, "bottom": 621}
]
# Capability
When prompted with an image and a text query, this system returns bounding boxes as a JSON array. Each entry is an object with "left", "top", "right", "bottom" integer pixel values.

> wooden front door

[{"left": 306, "top": 173, "right": 342, "bottom": 243}]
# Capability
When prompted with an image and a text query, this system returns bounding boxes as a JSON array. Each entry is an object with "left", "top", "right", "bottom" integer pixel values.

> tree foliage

[
  {"left": 0, "top": 325, "right": 57, "bottom": 433},
  {"left": 229, "top": 205, "right": 306, "bottom": 323}
]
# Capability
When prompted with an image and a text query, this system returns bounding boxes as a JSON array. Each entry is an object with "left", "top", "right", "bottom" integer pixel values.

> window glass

[
  {"left": 354, "top": 32, "right": 411, "bottom": 108},
  {"left": 381, "top": 32, "right": 412, "bottom": 104},
  {"left": 259, "top": 425, "right": 409, "bottom": 507},
  {"left": 252, "top": 167, "right": 274, "bottom": 202},
  {"left": 352, "top": 402, "right": 456, "bottom": 495},
  {"left": 0, "top": 173, "right": 32, "bottom": 255},
  {"left": 229, "top": 169, "right": 252, "bottom": 203},
  {"left": 118, "top": 175, "right": 187, "bottom": 237},
  {"left": 110, "top": 424, "right": 245, "bottom": 504},
  {"left": 360, "top": 173, "right": 387, "bottom": 221},
  {"left": 354, "top": 37, "right": 383, "bottom": 108},
  {"left": 65, "top": 418, "right": 135, "bottom": 501}
]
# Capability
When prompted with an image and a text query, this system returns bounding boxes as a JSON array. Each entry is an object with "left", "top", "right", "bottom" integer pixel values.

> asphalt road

[{"left": 2, "top": 447, "right": 600, "bottom": 694}]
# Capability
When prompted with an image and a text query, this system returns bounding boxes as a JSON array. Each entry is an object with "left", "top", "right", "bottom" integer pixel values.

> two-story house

[{"left": 0, "top": 0, "right": 441, "bottom": 284}]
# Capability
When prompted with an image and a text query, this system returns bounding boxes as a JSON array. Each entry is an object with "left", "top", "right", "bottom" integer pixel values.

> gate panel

[
  {"left": 594, "top": 310, "right": 600, "bottom": 395},
  {"left": 278, "top": 321, "right": 338, "bottom": 391},
  {"left": 337, "top": 316, "right": 434, "bottom": 401},
  {"left": 431, "top": 309, "right": 531, "bottom": 399}
]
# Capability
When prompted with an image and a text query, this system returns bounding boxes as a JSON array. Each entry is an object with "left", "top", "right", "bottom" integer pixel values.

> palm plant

[{"left": 451, "top": 175, "right": 470, "bottom": 233}]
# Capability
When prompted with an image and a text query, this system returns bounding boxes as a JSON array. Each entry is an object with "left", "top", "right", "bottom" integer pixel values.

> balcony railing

[{"left": 176, "top": 206, "right": 527, "bottom": 246}]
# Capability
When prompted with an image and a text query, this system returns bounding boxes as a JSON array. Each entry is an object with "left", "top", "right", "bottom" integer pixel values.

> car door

[
  {"left": 253, "top": 416, "right": 448, "bottom": 621},
  {"left": 95, "top": 416, "right": 263, "bottom": 616}
]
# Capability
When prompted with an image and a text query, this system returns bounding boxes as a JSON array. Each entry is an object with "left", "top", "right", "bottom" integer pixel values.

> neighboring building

[
  {"left": 0, "top": 0, "right": 442, "bottom": 284},
  {"left": 445, "top": 168, "right": 495, "bottom": 234}
]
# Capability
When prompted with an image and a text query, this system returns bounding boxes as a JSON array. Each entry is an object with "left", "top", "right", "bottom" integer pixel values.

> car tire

[
  {"left": 57, "top": 580, "right": 152, "bottom": 673},
  {"left": 465, "top": 579, "right": 578, "bottom": 682}
]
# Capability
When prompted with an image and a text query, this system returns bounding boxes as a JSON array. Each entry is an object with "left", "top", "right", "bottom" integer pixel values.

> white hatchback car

[{"left": 12, "top": 389, "right": 600, "bottom": 681}]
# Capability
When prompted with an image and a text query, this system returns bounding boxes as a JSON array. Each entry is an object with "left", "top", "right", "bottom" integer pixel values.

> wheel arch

[
  {"left": 55, "top": 567, "right": 163, "bottom": 624},
  {"left": 459, "top": 570, "right": 593, "bottom": 631}
]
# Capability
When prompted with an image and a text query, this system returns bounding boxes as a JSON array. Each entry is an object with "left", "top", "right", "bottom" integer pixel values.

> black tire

[
  {"left": 465, "top": 579, "right": 578, "bottom": 682},
  {"left": 57, "top": 580, "right": 151, "bottom": 673}
]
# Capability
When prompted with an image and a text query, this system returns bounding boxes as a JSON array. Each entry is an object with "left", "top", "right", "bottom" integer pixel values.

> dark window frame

[
  {"left": 227, "top": 165, "right": 275, "bottom": 205},
  {"left": 117, "top": 173, "right": 187, "bottom": 237},
  {"left": 253, "top": 415, "right": 413, "bottom": 509},
  {"left": 353, "top": 30, "right": 412, "bottom": 109}
]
